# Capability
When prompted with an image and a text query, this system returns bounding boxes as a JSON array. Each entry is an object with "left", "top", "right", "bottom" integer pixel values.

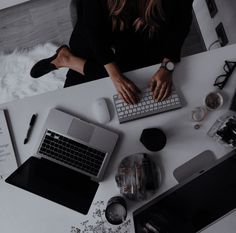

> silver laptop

[{"left": 33, "top": 108, "right": 119, "bottom": 181}]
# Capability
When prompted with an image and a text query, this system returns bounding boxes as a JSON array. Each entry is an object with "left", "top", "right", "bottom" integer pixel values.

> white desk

[{"left": 0, "top": 44, "right": 236, "bottom": 233}]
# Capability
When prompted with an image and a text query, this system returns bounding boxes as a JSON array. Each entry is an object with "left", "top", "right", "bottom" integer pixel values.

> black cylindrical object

[{"left": 105, "top": 196, "right": 127, "bottom": 225}]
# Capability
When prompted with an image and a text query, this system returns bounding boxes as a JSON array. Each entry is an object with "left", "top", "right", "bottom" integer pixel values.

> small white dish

[{"left": 192, "top": 106, "right": 208, "bottom": 122}]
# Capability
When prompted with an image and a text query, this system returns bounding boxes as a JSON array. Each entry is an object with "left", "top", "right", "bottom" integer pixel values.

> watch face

[{"left": 166, "top": 61, "right": 174, "bottom": 71}]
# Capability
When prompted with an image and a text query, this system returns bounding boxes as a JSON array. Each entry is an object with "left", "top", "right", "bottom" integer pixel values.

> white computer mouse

[{"left": 92, "top": 98, "right": 111, "bottom": 124}]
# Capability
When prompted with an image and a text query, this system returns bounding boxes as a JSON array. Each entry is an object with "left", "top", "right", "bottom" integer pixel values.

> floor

[
  {"left": 0, "top": 0, "right": 206, "bottom": 55},
  {"left": 0, "top": 0, "right": 73, "bottom": 53}
]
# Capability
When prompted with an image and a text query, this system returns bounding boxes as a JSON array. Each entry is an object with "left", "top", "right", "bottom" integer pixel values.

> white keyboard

[{"left": 113, "top": 87, "right": 182, "bottom": 123}]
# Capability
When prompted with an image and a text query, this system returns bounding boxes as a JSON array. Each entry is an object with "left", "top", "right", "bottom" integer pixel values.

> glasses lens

[
  {"left": 215, "top": 74, "right": 226, "bottom": 84},
  {"left": 224, "top": 63, "right": 230, "bottom": 73},
  {"left": 214, "top": 75, "right": 228, "bottom": 89},
  {"left": 224, "top": 61, "right": 236, "bottom": 73}
]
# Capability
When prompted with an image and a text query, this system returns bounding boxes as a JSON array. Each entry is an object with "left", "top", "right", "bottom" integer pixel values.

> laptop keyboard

[
  {"left": 113, "top": 87, "right": 182, "bottom": 123},
  {"left": 38, "top": 130, "right": 106, "bottom": 177}
]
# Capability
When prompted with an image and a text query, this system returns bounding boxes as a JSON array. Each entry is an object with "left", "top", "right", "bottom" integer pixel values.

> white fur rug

[{"left": 0, "top": 43, "right": 68, "bottom": 104}]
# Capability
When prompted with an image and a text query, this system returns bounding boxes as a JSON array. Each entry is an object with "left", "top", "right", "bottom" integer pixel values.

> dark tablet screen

[
  {"left": 5, "top": 157, "right": 99, "bottom": 215},
  {"left": 133, "top": 150, "right": 236, "bottom": 233}
]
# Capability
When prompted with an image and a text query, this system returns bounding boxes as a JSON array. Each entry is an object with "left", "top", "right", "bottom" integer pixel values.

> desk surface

[{"left": 1, "top": 44, "right": 236, "bottom": 233}]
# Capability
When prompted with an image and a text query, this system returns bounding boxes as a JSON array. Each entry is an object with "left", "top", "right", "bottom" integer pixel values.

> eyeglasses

[{"left": 214, "top": 60, "right": 236, "bottom": 90}]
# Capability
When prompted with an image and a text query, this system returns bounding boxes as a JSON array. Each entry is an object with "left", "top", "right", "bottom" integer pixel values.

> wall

[{"left": 193, "top": 0, "right": 236, "bottom": 50}]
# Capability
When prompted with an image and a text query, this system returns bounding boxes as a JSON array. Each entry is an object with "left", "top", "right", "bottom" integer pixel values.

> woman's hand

[
  {"left": 149, "top": 68, "right": 173, "bottom": 101},
  {"left": 105, "top": 62, "right": 140, "bottom": 104},
  {"left": 112, "top": 74, "right": 140, "bottom": 104}
]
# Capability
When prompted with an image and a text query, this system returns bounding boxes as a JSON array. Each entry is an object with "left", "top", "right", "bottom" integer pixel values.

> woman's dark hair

[{"left": 107, "top": 0, "right": 165, "bottom": 37}]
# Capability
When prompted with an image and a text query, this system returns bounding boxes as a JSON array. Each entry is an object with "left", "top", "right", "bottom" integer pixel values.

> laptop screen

[
  {"left": 5, "top": 157, "right": 99, "bottom": 215},
  {"left": 133, "top": 150, "right": 236, "bottom": 233}
]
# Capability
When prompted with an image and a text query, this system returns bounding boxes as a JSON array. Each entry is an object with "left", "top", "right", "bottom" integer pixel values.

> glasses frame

[{"left": 214, "top": 60, "right": 236, "bottom": 90}]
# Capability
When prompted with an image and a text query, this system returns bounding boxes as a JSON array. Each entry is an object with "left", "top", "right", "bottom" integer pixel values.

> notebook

[{"left": 0, "top": 109, "right": 18, "bottom": 179}]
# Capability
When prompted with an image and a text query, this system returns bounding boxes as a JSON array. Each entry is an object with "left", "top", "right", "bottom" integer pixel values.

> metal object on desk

[{"left": 173, "top": 150, "right": 216, "bottom": 183}]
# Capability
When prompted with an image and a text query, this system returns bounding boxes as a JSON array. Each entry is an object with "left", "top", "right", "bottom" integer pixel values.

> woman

[{"left": 31, "top": 0, "right": 194, "bottom": 104}]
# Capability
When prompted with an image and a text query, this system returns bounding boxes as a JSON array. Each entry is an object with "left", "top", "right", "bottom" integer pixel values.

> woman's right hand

[
  {"left": 105, "top": 62, "right": 140, "bottom": 104},
  {"left": 111, "top": 74, "right": 140, "bottom": 104}
]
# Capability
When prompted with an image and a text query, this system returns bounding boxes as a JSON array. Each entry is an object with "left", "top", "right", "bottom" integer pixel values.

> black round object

[
  {"left": 105, "top": 196, "right": 127, "bottom": 225},
  {"left": 140, "top": 128, "right": 167, "bottom": 152}
]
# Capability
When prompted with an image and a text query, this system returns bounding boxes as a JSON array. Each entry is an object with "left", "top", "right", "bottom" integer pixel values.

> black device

[
  {"left": 215, "top": 23, "right": 228, "bottom": 47},
  {"left": 230, "top": 89, "right": 236, "bottom": 112},
  {"left": 205, "top": 0, "right": 218, "bottom": 18},
  {"left": 133, "top": 150, "right": 236, "bottom": 233},
  {"left": 5, "top": 157, "right": 99, "bottom": 214}
]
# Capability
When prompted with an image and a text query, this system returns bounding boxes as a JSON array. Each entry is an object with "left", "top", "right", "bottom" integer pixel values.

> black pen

[{"left": 24, "top": 114, "right": 37, "bottom": 144}]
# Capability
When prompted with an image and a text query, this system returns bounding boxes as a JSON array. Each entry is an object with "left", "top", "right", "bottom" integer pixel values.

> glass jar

[{"left": 207, "top": 115, "right": 236, "bottom": 148}]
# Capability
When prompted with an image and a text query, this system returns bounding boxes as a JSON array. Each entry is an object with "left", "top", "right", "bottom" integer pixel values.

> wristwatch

[{"left": 161, "top": 60, "right": 175, "bottom": 72}]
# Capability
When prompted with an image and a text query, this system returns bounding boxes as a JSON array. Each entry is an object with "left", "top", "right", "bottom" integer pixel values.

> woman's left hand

[{"left": 149, "top": 68, "right": 173, "bottom": 101}]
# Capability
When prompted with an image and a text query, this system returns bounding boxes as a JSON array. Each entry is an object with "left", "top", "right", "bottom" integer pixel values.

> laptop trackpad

[{"left": 68, "top": 119, "right": 95, "bottom": 143}]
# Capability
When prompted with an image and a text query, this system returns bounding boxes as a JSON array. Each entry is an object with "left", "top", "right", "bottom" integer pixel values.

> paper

[{"left": 0, "top": 109, "right": 18, "bottom": 179}]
